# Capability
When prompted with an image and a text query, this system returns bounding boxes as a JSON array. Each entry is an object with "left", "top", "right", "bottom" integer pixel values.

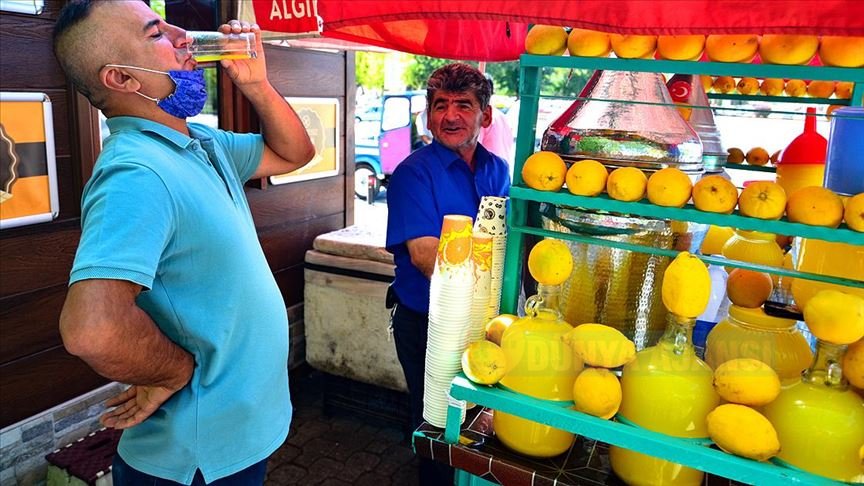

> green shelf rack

[
  {"left": 486, "top": 53, "right": 864, "bottom": 485},
  {"left": 443, "top": 375, "right": 845, "bottom": 486},
  {"left": 707, "top": 93, "right": 850, "bottom": 105}
]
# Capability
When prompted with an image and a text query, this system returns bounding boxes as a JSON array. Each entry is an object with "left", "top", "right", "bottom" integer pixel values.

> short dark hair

[
  {"left": 53, "top": 0, "right": 108, "bottom": 108},
  {"left": 426, "top": 63, "right": 492, "bottom": 110}
]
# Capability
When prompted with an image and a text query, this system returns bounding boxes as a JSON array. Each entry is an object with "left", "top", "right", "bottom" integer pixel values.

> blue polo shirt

[
  {"left": 386, "top": 141, "right": 510, "bottom": 313},
  {"left": 69, "top": 117, "right": 291, "bottom": 484}
]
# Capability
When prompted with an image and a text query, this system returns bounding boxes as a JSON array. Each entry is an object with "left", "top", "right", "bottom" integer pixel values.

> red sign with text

[{"left": 252, "top": 0, "right": 321, "bottom": 35}]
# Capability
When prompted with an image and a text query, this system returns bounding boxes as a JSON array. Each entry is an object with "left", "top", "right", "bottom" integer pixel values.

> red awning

[{"left": 251, "top": 0, "right": 864, "bottom": 61}]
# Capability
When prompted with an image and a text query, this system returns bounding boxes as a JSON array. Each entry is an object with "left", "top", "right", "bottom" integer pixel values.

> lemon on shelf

[
  {"left": 712, "top": 75, "right": 736, "bottom": 94},
  {"left": 759, "top": 34, "right": 819, "bottom": 65},
  {"left": 606, "top": 167, "right": 647, "bottom": 202},
  {"left": 738, "top": 181, "right": 787, "bottom": 220},
  {"left": 803, "top": 290, "right": 864, "bottom": 345},
  {"left": 692, "top": 175, "right": 739, "bottom": 214},
  {"left": 843, "top": 338, "right": 864, "bottom": 390},
  {"left": 572, "top": 368, "right": 622, "bottom": 419},
  {"left": 786, "top": 186, "right": 844, "bottom": 228},
  {"left": 646, "top": 167, "right": 692, "bottom": 208},
  {"left": 609, "top": 34, "right": 656, "bottom": 59},
  {"left": 565, "top": 159, "right": 608, "bottom": 197},
  {"left": 726, "top": 147, "right": 745, "bottom": 164},
  {"left": 567, "top": 29, "right": 611, "bottom": 57},
  {"left": 563, "top": 323, "right": 636, "bottom": 368},
  {"left": 806, "top": 80, "right": 836, "bottom": 99},
  {"left": 461, "top": 340, "right": 507, "bottom": 385},
  {"left": 662, "top": 251, "right": 711, "bottom": 318},
  {"left": 760, "top": 78, "right": 785, "bottom": 96},
  {"left": 736, "top": 77, "right": 760, "bottom": 95},
  {"left": 527, "top": 238, "right": 573, "bottom": 286},
  {"left": 707, "top": 404, "right": 781, "bottom": 462},
  {"left": 485, "top": 314, "right": 518, "bottom": 346},
  {"left": 745, "top": 147, "right": 770, "bottom": 166},
  {"left": 522, "top": 151, "right": 567, "bottom": 191},
  {"left": 705, "top": 34, "right": 759, "bottom": 63},
  {"left": 819, "top": 36, "right": 864, "bottom": 68},
  {"left": 785, "top": 79, "right": 807, "bottom": 97},
  {"left": 656, "top": 35, "right": 705, "bottom": 61},
  {"left": 525, "top": 25, "right": 568, "bottom": 55},
  {"left": 713, "top": 358, "right": 782, "bottom": 406},
  {"left": 843, "top": 193, "right": 864, "bottom": 232}
]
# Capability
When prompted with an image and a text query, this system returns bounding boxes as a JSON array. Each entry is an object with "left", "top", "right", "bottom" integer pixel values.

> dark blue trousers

[
  {"left": 391, "top": 302, "right": 455, "bottom": 486},
  {"left": 112, "top": 454, "right": 268, "bottom": 486}
]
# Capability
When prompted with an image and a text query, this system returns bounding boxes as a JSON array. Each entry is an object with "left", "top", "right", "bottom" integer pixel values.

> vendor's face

[{"left": 428, "top": 90, "right": 492, "bottom": 154}]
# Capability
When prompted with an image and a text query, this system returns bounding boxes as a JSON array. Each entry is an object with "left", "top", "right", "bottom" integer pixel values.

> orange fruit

[
  {"left": 647, "top": 167, "right": 693, "bottom": 208},
  {"left": 727, "top": 147, "right": 745, "bottom": 164},
  {"left": 785, "top": 79, "right": 807, "bottom": 97},
  {"left": 566, "top": 159, "right": 608, "bottom": 196},
  {"left": 705, "top": 35, "right": 759, "bottom": 63},
  {"left": 522, "top": 151, "right": 567, "bottom": 191},
  {"left": 606, "top": 167, "right": 648, "bottom": 202},
  {"left": 656, "top": 35, "right": 705, "bottom": 60},
  {"left": 485, "top": 314, "right": 518, "bottom": 345},
  {"left": 807, "top": 80, "right": 835, "bottom": 99},
  {"left": 760, "top": 78, "right": 785, "bottom": 96},
  {"left": 701, "top": 75, "right": 715, "bottom": 93},
  {"left": 746, "top": 147, "right": 770, "bottom": 166},
  {"left": 786, "top": 186, "right": 844, "bottom": 228},
  {"left": 736, "top": 77, "right": 760, "bottom": 95},
  {"left": 844, "top": 193, "right": 864, "bottom": 232},
  {"left": 819, "top": 36, "right": 864, "bottom": 68},
  {"left": 835, "top": 81, "right": 854, "bottom": 99},
  {"left": 610, "top": 34, "right": 657, "bottom": 59},
  {"left": 567, "top": 29, "right": 611, "bottom": 57},
  {"left": 759, "top": 35, "right": 819, "bottom": 65},
  {"left": 527, "top": 238, "right": 573, "bottom": 286},
  {"left": 712, "top": 76, "right": 736, "bottom": 94},
  {"left": 727, "top": 269, "right": 774, "bottom": 309},
  {"left": 525, "top": 25, "right": 569, "bottom": 55},
  {"left": 692, "top": 175, "right": 739, "bottom": 214},
  {"left": 738, "top": 181, "right": 787, "bottom": 220}
]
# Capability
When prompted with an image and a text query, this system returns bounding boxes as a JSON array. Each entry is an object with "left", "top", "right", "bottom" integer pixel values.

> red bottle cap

[{"left": 778, "top": 107, "right": 827, "bottom": 166}]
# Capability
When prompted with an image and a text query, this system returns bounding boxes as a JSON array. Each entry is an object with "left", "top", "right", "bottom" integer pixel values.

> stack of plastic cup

[
  {"left": 424, "top": 215, "right": 474, "bottom": 427},
  {"left": 473, "top": 196, "right": 509, "bottom": 321},
  {"left": 469, "top": 232, "right": 493, "bottom": 343}
]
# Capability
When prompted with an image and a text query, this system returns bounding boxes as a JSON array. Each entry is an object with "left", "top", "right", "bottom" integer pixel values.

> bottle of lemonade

[
  {"left": 792, "top": 238, "right": 864, "bottom": 310},
  {"left": 609, "top": 313, "right": 719, "bottom": 486},
  {"left": 495, "top": 283, "right": 583, "bottom": 457},
  {"left": 762, "top": 339, "right": 864, "bottom": 481},
  {"left": 721, "top": 230, "right": 784, "bottom": 270}
]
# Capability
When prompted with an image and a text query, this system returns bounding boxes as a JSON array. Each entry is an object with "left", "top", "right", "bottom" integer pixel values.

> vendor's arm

[
  {"left": 219, "top": 20, "right": 315, "bottom": 178},
  {"left": 60, "top": 279, "right": 193, "bottom": 428},
  {"left": 406, "top": 236, "right": 439, "bottom": 279}
]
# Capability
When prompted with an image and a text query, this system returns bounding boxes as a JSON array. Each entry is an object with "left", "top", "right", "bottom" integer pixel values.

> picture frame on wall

[
  {"left": 270, "top": 97, "right": 340, "bottom": 185},
  {"left": 0, "top": 92, "right": 60, "bottom": 229},
  {"left": 0, "top": 0, "right": 44, "bottom": 15}
]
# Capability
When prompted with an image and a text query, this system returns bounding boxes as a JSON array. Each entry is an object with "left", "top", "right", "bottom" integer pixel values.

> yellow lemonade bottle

[
  {"left": 610, "top": 314, "right": 719, "bottom": 486},
  {"left": 762, "top": 340, "right": 864, "bottom": 482},
  {"left": 720, "top": 230, "right": 784, "bottom": 270},
  {"left": 791, "top": 238, "right": 864, "bottom": 310},
  {"left": 494, "top": 283, "right": 583, "bottom": 458}
]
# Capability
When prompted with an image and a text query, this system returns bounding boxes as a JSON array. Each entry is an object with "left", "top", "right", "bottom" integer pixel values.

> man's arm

[
  {"left": 60, "top": 279, "right": 194, "bottom": 427},
  {"left": 219, "top": 21, "right": 315, "bottom": 178},
  {"left": 405, "top": 236, "right": 439, "bottom": 279}
]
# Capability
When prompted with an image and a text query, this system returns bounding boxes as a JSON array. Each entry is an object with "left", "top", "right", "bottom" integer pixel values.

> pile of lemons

[
  {"left": 525, "top": 26, "right": 864, "bottom": 68},
  {"left": 520, "top": 151, "right": 864, "bottom": 232}
]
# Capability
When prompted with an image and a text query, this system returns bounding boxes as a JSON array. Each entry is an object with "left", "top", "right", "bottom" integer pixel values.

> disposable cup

[{"left": 186, "top": 31, "right": 256, "bottom": 63}]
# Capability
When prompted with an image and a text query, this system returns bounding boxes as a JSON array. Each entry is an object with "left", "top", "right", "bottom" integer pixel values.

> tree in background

[{"left": 355, "top": 51, "right": 386, "bottom": 93}]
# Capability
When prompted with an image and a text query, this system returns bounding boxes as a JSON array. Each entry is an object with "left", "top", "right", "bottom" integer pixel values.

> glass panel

[{"left": 382, "top": 97, "right": 411, "bottom": 131}]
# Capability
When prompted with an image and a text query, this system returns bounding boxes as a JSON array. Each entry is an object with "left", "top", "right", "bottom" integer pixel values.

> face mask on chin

[{"left": 105, "top": 64, "right": 207, "bottom": 119}]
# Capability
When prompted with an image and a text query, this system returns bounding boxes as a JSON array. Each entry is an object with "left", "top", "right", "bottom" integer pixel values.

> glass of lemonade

[{"left": 186, "top": 31, "right": 256, "bottom": 63}]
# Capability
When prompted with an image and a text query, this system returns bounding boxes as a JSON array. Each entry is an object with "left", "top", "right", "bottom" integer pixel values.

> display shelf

[
  {"left": 509, "top": 186, "right": 864, "bottom": 246},
  {"left": 726, "top": 164, "right": 777, "bottom": 173},
  {"left": 443, "top": 375, "right": 843, "bottom": 486}
]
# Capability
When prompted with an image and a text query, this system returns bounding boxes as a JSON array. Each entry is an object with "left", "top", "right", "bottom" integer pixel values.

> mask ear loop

[{"left": 102, "top": 63, "right": 174, "bottom": 103}]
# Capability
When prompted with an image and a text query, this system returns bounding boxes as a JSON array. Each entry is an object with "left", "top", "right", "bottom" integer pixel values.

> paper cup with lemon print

[
  {"left": 471, "top": 233, "right": 494, "bottom": 342},
  {"left": 435, "top": 214, "right": 474, "bottom": 277}
]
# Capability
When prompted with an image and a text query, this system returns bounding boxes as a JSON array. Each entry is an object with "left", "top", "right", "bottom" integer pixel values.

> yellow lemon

[
  {"left": 527, "top": 238, "right": 573, "bottom": 286},
  {"left": 522, "top": 151, "right": 567, "bottom": 191},
  {"left": 745, "top": 147, "right": 771, "bottom": 166},
  {"left": 701, "top": 225, "right": 735, "bottom": 255},
  {"left": 705, "top": 35, "right": 759, "bottom": 62},
  {"left": 726, "top": 269, "right": 774, "bottom": 309},
  {"left": 843, "top": 193, "right": 864, "bottom": 232},
  {"left": 726, "top": 147, "right": 745, "bottom": 164},
  {"left": 662, "top": 251, "right": 711, "bottom": 318},
  {"left": 692, "top": 175, "right": 739, "bottom": 214},
  {"left": 843, "top": 338, "right": 864, "bottom": 390},
  {"left": 563, "top": 324, "right": 636, "bottom": 368},
  {"left": 572, "top": 368, "right": 622, "bottom": 420},
  {"left": 760, "top": 78, "right": 785, "bottom": 96},
  {"left": 787, "top": 186, "right": 844, "bottom": 228},
  {"left": 836, "top": 81, "right": 854, "bottom": 100},
  {"left": 712, "top": 75, "right": 736, "bottom": 94},
  {"left": 656, "top": 35, "right": 705, "bottom": 60},
  {"left": 566, "top": 159, "right": 608, "bottom": 197},
  {"left": 606, "top": 167, "right": 647, "bottom": 202},
  {"left": 807, "top": 80, "right": 836, "bottom": 99},
  {"left": 461, "top": 340, "right": 507, "bottom": 385},
  {"left": 485, "top": 314, "right": 518, "bottom": 346},
  {"left": 525, "top": 25, "right": 568, "bottom": 56},
  {"left": 609, "top": 34, "right": 657, "bottom": 59},
  {"left": 646, "top": 167, "right": 693, "bottom": 208},
  {"left": 759, "top": 34, "right": 819, "bottom": 65},
  {"left": 567, "top": 29, "right": 611, "bottom": 57},
  {"left": 785, "top": 79, "right": 807, "bottom": 97},
  {"left": 707, "top": 404, "right": 781, "bottom": 462},
  {"left": 736, "top": 77, "right": 760, "bottom": 95},
  {"left": 738, "top": 181, "right": 787, "bottom": 220},
  {"left": 804, "top": 290, "right": 864, "bottom": 345},
  {"left": 819, "top": 36, "right": 864, "bottom": 68},
  {"left": 713, "top": 358, "right": 781, "bottom": 406}
]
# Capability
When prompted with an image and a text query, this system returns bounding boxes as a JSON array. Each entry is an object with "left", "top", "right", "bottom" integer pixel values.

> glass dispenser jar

[
  {"left": 610, "top": 314, "right": 719, "bottom": 486},
  {"left": 721, "top": 230, "right": 784, "bottom": 270},
  {"left": 494, "top": 284, "right": 583, "bottom": 457},
  {"left": 705, "top": 305, "right": 812, "bottom": 385}
]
